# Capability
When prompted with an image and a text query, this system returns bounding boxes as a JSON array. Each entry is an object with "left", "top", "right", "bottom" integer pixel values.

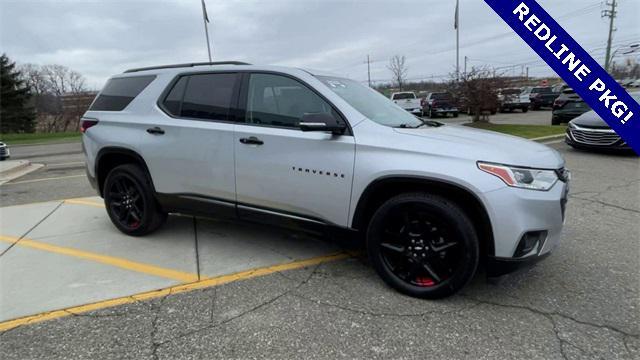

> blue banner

[{"left": 484, "top": 0, "right": 640, "bottom": 154}]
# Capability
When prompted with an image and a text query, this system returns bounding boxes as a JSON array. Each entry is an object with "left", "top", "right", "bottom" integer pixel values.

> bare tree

[
  {"left": 387, "top": 55, "right": 408, "bottom": 91},
  {"left": 18, "top": 64, "right": 87, "bottom": 132},
  {"left": 448, "top": 66, "right": 505, "bottom": 122}
]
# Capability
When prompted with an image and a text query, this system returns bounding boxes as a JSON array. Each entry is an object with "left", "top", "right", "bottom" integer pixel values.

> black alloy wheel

[
  {"left": 367, "top": 193, "right": 479, "bottom": 299},
  {"left": 104, "top": 164, "right": 166, "bottom": 236}
]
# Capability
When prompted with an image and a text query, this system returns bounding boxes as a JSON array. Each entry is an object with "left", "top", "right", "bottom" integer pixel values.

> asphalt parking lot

[{"left": 0, "top": 140, "right": 638, "bottom": 359}]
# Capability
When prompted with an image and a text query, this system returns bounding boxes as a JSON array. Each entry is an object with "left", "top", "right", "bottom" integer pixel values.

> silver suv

[{"left": 82, "top": 62, "right": 570, "bottom": 298}]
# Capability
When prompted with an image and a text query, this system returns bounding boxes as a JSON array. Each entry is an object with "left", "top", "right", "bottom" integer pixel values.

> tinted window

[
  {"left": 246, "top": 74, "right": 334, "bottom": 129},
  {"left": 180, "top": 73, "right": 237, "bottom": 121},
  {"left": 430, "top": 93, "right": 450, "bottom": 100},
  {"left": 532, "top": 87, "right": 552, "bottom": 93},
  {"left": 90, "top": 75, "right": 155, "bottom": 111},
  {"left": 162, "top": 76, "right": 188, "bottom": 116},
  {"left": 392, "top": 93, "right": 416, "bottom": 100}
]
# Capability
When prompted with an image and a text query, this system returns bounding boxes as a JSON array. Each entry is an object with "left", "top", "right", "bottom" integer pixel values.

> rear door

[
  {"left": 233, "top": 72, "right": 356, "bottom": 226},
  {"left": 142, "top": 72, "right": 240, "bottom": 203}
]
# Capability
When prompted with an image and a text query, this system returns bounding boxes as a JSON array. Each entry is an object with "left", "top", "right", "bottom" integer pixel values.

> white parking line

[{"left": 2, "top": 174, "right": 86, "bottom": 185}]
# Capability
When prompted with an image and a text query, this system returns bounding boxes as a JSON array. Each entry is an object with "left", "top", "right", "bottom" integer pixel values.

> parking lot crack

[
  {"left": 0, "top": 200, "right": 63, "bottom": 258},
  {"left": 290, "top": 293, "right": 481, "bottom": 319},
  {"left": 466, "top": 296, "right": 638, "bottom": 336},
  {"left": 150, "top": 289, "right": 173, "bottom": 360},
  {"left": 569, "top": 195, "right": 640, "bottom": 214},
  {"left": 154, "top": 263, "right": 324, "bottom": 349}
]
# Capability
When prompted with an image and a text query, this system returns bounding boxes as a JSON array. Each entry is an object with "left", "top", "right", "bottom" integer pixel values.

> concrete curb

[
  {"left": 531, "top": 134, "right": 566, "bottom": 142},
  {"left": 9, "top": 140, "right": 81, "bottom": 148},
  {"left": 0, "top": 161, "right": 44, "bottom": 185}
]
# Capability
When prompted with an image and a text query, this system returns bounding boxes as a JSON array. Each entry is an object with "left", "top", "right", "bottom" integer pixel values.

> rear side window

[
  {"left": 90, "top": 75, "right": 156, "bottom": 111},
  {"left": 167, "top": 73, "right": 237, "bottom": 121}
]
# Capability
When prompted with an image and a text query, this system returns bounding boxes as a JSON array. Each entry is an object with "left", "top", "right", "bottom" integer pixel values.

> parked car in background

[
  {"left": 551, "top": 88, "right": 590, "bottom": 125},
  {"left": 497, "top": 88, "right": 530, "bottom": 113},
  {"left": 523, "top": 86, "right": 559, "bottom": 110},
  {"left": 391, "top": 91, "right": 422, "bottom": 115},
  {"left": 422, "top": 92, "right": 459, "bottom": 118},
  {"left": 565, "top": 91, "right": 638, "bottom": 153},
  {"left": 0, "top": 141, "right": 10, "bottom": 160}
]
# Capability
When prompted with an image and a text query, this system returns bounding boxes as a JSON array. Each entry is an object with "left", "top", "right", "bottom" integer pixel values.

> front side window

[{"left": 245, "top": 73, "right": 334, "bottom": 129}]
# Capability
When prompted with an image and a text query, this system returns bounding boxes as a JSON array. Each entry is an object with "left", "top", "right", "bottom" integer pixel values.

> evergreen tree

[{"left": 1, "top": 54, "right": 35, "bottom": 133}]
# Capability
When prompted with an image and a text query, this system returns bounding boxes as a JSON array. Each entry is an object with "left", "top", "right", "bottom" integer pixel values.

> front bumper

[
  {"left": 0, "top": 146, "right": 9, "bottom": 159},
  {"left": 482, "top": 177, "right": 569, "bottom": 274},
  {"left": 432, "top": 107, "right": 459, "bottom": 114},
  {"left": 406, "top": 108, "right": 422, "bottom": 114},
  {"left": 486, "top": 253, "right": 551, "bottom": 277}
]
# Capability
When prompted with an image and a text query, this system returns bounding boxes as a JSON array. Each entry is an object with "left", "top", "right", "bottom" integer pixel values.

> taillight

[
  {"left": 553, "top": 100, "right": 566, "bottom": 108},
  {"left": 432, "top": 101, "right": 438, "bottom": 108},
  {"left": 80, "top": 118, "right": 99, "bottom": 133}
]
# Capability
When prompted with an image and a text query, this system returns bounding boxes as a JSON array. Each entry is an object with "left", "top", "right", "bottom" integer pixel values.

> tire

[
  {"left": 103, "top": 164, "right": 167, "bottom": 236},
  {"left": 366, "top": 193, "right": 479, "bottom": 299},
  {"left": 452, "top": 112, "right": 459, "bottom": 118},
  {"left": 551, "top": 117, "right": 561, "bottom": 125},
  {"left": 429, "top": 108, "right": 437, "bottom": 118},
  {"left": 532, "top": 104, "right": 540, "bottom": 111},
  {"left": 490, "top": 109, "right": 497, "bottom": 115},
  {"left": 522, "top": 107, "right": 529, "bottom": 113}
]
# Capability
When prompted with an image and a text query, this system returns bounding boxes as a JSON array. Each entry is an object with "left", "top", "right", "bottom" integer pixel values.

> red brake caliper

[{"left": 415, "top": 277, "right": 435, "bottom": 287}]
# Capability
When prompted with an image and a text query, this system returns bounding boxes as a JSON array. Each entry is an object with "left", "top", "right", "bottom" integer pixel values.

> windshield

[
  {"left": 317, "top": 76, "right": 423, "bottom": 128},
  {"left": 392, "top": 92, "right": 416, "bottom": 100}
]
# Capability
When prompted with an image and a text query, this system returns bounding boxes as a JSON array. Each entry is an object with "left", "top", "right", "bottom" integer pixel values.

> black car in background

[
  {"left": 552, "top": 88, "right": 590, "bottom": 125},
  {"left": 565, "top": 91, "right": 638, "bottom": 153},
  {"left": 421, "top": 92, "right": 459, "bottom": 118},
  {"left": 523, "top": 86, "right": 559, "bottom": 110}
]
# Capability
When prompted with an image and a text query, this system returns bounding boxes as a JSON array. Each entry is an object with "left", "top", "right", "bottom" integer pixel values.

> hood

[
  {"left": 392, "top": 124, "right": 564, "bottom": 169},
  {"left": 570, "top": 110, "right": 609, "bottom": 128}
]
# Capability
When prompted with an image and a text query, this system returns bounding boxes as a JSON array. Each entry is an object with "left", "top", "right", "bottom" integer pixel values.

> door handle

[
  {"left": 239, "top": 136, "right": 264, "bottom": 145},
  {"left": 146, "top": 127, "right": 165, "bottom": 135}
]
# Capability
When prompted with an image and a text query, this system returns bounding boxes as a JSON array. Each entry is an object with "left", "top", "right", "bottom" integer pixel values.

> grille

[{"left": 569, "top": 126, "right": 620, "bottom": 146}]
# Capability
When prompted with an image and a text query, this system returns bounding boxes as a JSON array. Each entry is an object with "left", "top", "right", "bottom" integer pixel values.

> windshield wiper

[{"left": 397, "top": 119, "right": 443, "bottom": 128}]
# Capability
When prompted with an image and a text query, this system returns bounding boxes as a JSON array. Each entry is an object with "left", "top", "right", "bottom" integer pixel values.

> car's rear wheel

[
  {"left": 522, "top": 107, "right": 529, "bottom": 113},
  {"left": 452, "top": 112, "right": 459, "bottom": 118},
  {"left": 366, "top": 193, "right": 479, "bottom": 299},
  {"left": 104, "top": 164, "right": 166, "bottom": 236}
]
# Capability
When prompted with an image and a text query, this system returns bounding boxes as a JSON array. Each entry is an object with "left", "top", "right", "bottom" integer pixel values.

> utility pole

[
  {"left": 455, "top": 0, "right": 460, "bottom": 81},
  {"left": 603, "top": 0, "right": 617, "bottom": 72},
  {"left": 366, "top": 55, "right": 371, "bottom": 87},
  {"left": 526, "top": 67, "right": 529, "bottom": 81},
  {"left": 464, "top": 56, "right": 468, "bottom": 76}
]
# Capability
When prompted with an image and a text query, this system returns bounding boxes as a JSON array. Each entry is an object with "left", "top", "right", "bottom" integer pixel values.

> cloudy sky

[{"left": 1, "top": 0, "right": 639, "bottom": 89}]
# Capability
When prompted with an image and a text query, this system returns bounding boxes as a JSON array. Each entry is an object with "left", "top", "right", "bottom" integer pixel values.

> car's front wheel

[
  {"left": 367, "top": 193, "right": 479, "bottom": 299},
  {"left": 104, "top": 164, "right": 167, "bottom": 236}
]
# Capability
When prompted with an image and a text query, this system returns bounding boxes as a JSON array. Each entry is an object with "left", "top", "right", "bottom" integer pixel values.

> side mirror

[{"left": 299, "top": 113, "right": 346, "bottom": 135}]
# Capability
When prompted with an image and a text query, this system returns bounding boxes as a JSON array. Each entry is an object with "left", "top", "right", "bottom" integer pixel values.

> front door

[{"left": 234, "top": 73, "right": 355, "bottom": 226}]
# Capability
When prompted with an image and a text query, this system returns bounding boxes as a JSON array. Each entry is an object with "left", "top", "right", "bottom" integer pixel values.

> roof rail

[{"left": 124, "top": 61, "right": 251, "bottom": 73}]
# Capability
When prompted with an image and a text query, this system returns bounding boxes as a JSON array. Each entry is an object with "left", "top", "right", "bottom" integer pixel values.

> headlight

[{"left": 478, "top": 162, "right": 558, "bottom": 191}]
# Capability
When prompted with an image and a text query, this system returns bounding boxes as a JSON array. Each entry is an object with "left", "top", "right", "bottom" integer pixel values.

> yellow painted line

[
  {"left": 0, "top": 235, "right": 199, "bottom": 283},
  {"left": 0, "top": 251, "right": 350, "bottom": 332},
  {"left": 64, "top": 199, "right": 105, "bottom": 208}
]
